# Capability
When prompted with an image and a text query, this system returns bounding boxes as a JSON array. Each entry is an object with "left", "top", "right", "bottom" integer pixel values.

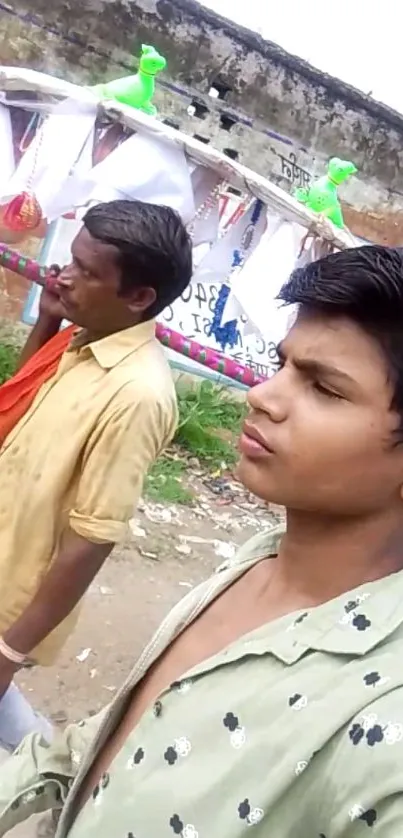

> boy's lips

[{"left": 239, "top": 422, "right": 276, "bottom": 457}]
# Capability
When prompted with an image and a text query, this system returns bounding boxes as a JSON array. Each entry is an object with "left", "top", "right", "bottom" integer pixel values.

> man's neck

[
  {"left": 270, "top": 508, "right": 403, "bottom": 607},
  {"left": 85, "top": 316, "right": 144, "bottom": 344}
]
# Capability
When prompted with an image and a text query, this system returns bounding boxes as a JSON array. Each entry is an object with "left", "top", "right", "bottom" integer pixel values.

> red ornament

[{"left": 2, "top": 192, "right": 43, "bottom": 232}]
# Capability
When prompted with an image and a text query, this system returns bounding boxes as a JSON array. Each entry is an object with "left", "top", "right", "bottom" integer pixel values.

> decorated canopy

[{"left": 0, "top": 65, "right": 357, "bottom": 387}]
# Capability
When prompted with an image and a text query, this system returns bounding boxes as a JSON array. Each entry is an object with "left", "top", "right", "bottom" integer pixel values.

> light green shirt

[{"left": 1, "top": 524, "right": 403, "bottom": 837}]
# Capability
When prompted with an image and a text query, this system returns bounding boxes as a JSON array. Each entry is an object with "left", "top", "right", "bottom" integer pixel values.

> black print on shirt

[
  {"left": 359, "top": 809, "right": 377, "bottom": 827},
  {"left": 237, "top": 798, "right": 263, "bottom": 827},
  {"left": 223, "top": 712, "right": 239, "bottom": 731},
  {"left": 238, "top": 799, "right": 251, "bottom": 821},
  {"left": 366, "top": 725, "right": 384, "bottom": 746},
  {"left": 170, "top": 814, "right": 184, "bottom": 834},
  {"left": 349, "top": 723, "right": 365, "bottom": 745},
  {"left": 352, "top": 614, "right": 371, "bottom": 631},
  {"left": 349, "top": 723, "right": 384, "bottom": 747},
  {"left": 92, "top": 772, "right": 110, "bottom": 800},
  {"left": 164, "top": 746, "right": 178, "bottom": 766},
  {"left": 344, "top": 600, "right": 359, "bottom": 613},
  {"left": 364, "top": 672, "right": 381, "bottom": 687}
]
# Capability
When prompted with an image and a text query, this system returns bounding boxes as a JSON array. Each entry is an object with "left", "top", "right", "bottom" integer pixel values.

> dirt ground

[{"left": 17, "top": 487, "right": 279, "bottom": 726}]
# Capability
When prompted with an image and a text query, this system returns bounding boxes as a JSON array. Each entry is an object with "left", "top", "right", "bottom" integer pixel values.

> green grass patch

[
  {"left": 177, "top": 379, "right": 246, "bottom": 431},
  {"left": 175, "top": 379, "right": 246, "bottom": 470},
  {"left": 145, "top": 381, "right": 247, "bottom": 504},
  {"left": 144, "top": 455, "right": 193, "bottom": 505},
  {"left": 0, "top": 343, "right": 19, "bottom": 384}
]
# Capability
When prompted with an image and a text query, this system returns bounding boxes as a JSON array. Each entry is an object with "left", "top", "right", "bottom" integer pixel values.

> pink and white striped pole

[{"left": 0, "top": 242, "right": 265, "bottom": 388}]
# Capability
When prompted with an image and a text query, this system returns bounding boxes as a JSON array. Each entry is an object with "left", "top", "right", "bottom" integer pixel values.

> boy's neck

[{"left": 271, "top": 508, "right": 403, "bottom": 606}]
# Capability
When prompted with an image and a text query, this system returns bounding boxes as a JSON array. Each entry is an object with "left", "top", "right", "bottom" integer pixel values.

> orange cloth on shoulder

[{"left": 0, "top": 325, "right": 75, "bottom": 446}]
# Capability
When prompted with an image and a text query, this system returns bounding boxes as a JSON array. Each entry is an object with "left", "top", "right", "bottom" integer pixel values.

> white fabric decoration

[
  {"left": 193, "top": 198, "right": 267, "bottom": 286},
  {"left": 0, "top": 104, "right": 14, "bottom": 197},
  {"left": 81, "top": 132, "right": 195, "bottom": 223},
  {"left": 42, "top": 126, "right": 95, "bottom": 221},
  {"left": 1, "top": 98, "right": 97, "bottom": 220},
  {"left": 225, "top": 216, "right": 305, "bottom": 341}
]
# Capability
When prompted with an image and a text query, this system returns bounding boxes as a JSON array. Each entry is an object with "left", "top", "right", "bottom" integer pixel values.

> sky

[{"left": 201, "top": 0, "right": 402, "bottom": 114}]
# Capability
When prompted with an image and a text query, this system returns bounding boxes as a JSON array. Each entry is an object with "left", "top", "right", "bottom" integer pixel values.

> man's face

[
  {"left": 57, "top": 227, "right": 154, "bottom": 333},
  {"left": 238, "top": 311, "right": 403, "bottom": 516}
]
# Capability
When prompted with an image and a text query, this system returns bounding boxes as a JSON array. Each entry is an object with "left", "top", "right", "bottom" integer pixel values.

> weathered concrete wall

[{"left": 1, "top": 0, "right": 403, "bottom": 317}]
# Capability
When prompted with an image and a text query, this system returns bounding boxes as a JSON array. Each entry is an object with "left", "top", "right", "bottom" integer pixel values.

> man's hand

[
  {"left": 17, "top": 266, "right": 67, "bottom": 371},
  {"left": 38, "top": 265, "right": 66, "bottom": 325},
  {"left": 0, "top": 656, "right": 18, "bottom": 700}
]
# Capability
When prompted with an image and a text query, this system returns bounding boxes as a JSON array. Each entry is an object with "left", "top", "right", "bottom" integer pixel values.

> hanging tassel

[
  {"left": 2, "top": 112, "right": 45, "bottom": 233},
  {"left": 1, "top": 191, "right": 43, "bottom": 232}
]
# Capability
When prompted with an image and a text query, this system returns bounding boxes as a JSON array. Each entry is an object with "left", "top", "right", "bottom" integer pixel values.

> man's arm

[
  {"left": 0, "top": 708, "right": 107, "bottom": 837},
  {"left": 17, "top": 314, "right": 61, "bottom": 371},
  {"left": 17, "top": 276, "right": 64, "bottom": 370},
  {"left": 2, "top": 531, "right": 112, "bottom": 664},
  {"left": 68, "top": 382, "right": 177, "bottom": 543}
]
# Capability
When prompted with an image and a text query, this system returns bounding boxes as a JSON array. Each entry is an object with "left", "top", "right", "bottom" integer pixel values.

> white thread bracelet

[{"left": 0, "top": 638, "right": 27, "bottom": 666}]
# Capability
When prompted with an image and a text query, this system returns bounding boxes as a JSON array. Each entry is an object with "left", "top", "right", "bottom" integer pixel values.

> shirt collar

[
  {"left": 69, "top": 320, "right": 156, "bottom": 369},
  {"left": 218, "top": 524, "right": 403, "bottom": 663}
]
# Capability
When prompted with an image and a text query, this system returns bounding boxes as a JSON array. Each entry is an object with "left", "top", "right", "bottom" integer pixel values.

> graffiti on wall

[{"left": 276, "top": 151, "right": 312, "bottom": 190}]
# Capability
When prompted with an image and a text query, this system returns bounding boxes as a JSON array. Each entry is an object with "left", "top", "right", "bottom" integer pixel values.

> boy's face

[{"left": 238, "top": 311, "right": 403, "bottom": 517}]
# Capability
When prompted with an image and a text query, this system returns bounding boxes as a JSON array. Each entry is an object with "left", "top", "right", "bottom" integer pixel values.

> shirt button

[
  {"left": 100, "top": 772, "right": 110, "bottom": 789},
  {"left": 153, "top": 700, "right": 163, "bottom": 717},
  {"left": 216, "top": 561, "right": 230, "bottom": 573}
]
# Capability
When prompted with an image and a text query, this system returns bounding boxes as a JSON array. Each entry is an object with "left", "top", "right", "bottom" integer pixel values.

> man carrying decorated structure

[{"left": 0, "top": 198, "right": 192, "bottom": 752}]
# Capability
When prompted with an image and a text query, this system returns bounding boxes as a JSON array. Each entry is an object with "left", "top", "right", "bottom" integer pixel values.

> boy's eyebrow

[{"left": 276, "top": 342, "right": 355, "bottom": 385}]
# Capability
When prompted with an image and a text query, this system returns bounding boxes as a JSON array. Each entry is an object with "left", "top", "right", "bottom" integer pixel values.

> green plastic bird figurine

[
  {"left": 92, "top": 44, "right": 167, "bottom": 116},
  {"left": 295, "top": 157, "right": 357, "bottom": 228}
]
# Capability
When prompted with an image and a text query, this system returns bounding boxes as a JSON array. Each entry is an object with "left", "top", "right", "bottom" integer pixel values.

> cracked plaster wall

[{"left": 1, "top": 0, "right": 403, "bottom": 319}]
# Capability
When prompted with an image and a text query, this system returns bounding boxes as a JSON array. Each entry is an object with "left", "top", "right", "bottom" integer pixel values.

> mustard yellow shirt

[{"left": 0, "top": 320, "right": 177, "bottom": 665}]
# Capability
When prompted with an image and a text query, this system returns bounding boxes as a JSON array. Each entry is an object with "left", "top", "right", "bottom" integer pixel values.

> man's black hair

[
  {"left": 278, "top": 245, "right": 403, "bottom": 436},
  {"left": 83, "top": 199, "right": 192, "bottom": 318}
]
